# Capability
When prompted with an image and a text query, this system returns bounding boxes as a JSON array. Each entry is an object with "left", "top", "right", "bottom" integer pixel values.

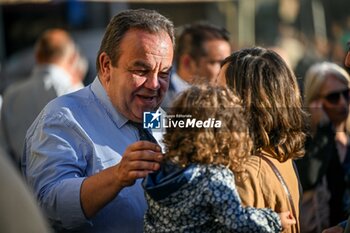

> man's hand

[
  {"left": 81, "top": 141, "right": 163, "bottom": 218},
  {"left": 115, "top": 141, "right": 163, "bottom": 187}
]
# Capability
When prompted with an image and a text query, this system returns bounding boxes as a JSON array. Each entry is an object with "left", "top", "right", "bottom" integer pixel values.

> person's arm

[
  {"left": 24, "top": 113, "right": 162, "bottom": 229},
  {"left": 25, "top": 117, "right": 90, "bottom": 229},
  {"left": 209, "top": 167, "right": 284, "bottom": 232}
]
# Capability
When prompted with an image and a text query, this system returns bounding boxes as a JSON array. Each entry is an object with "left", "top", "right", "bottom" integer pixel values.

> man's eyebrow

[
  {"left": 132, "top": 60, "right": 151, "bottom": 69},
  {"left": 161, "top": 66, "right": 173, "bottom": 72},
  {"left": 131, "top": 61, "right": 173, "bottom": 72}
]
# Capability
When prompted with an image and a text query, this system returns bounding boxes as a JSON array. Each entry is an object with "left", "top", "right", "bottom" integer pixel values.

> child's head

[{"left": 163, "top": 85, "right": 252, "bottom": 173}]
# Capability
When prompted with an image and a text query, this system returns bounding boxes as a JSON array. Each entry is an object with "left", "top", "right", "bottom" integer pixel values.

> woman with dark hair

[{"left": 218, "top": 47, "right": 307, "bottom": 233}]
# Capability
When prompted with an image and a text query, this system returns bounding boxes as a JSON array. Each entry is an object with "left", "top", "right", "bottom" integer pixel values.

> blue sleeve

[
  {"left": 208, "top": 168, "right": 282, "bottom": 232},
  {"left": 24, "top": 112, "right": 90, "bottom": 229}
]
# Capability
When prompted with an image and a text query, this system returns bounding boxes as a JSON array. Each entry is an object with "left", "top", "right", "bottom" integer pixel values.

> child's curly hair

[{"left": 163, "top": 85, "right": 252, "bottom": 173}]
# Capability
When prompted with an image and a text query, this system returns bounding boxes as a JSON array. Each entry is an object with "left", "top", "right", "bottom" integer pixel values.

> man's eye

[
  {"left": 159, "top": 72, "right": 170, "bottom": 79},
  {"left": 209, "top": 60, "right": 221, "bottom": 65},
  {"left": 132, "top": 70, "right": 148, "bottom": 76}
]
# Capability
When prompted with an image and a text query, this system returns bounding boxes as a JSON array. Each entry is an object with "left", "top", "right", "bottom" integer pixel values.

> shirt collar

[
  {"left": 171, "top": 72, "right": 190, "bottom": 93},
  {"left": 91, "top": 77, "right": 129, "bottom": 128},
  {"left": 34, "top": 64, "right": 77, "bottom": 96}
]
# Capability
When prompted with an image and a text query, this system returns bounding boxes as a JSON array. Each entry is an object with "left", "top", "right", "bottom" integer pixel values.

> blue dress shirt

[
  {"left": 161, "top": 72, "right": 190, "bottom": 109},
  {"left": 23, "top": 77, "right": 150, "bottom": 233}
]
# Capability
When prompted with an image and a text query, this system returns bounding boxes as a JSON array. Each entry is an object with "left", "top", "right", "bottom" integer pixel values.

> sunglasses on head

[{"left": 323, "top": 89, "right": 350, "bottom": 104}]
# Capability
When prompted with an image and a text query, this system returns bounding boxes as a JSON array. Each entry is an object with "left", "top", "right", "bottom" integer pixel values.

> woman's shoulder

[
  {"left": 242, "top": 155, "right": 263, "bottom": 175},
  {"left": 239, "top": 154, "right": 292, "bottom": 181}
]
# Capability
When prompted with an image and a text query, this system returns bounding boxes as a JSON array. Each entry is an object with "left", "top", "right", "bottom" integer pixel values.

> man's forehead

[{"left": 132, "top": 60, "right": 151, "bottom": 68}]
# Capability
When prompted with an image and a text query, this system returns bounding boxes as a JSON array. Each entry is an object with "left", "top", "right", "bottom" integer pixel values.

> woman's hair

[
  {"left": 222, "top": 47, "right": 307, "bottom": 161},
  {"left": 304, "top": 62, "right": 350, "bottom": 107},
  {"left": 163, "top": 85, "right": 252, "bottom": 173}
]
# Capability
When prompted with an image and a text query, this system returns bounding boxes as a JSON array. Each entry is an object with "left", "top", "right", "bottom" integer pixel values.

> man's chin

[{"left": 140, "top": 104, "right": 160, "bottom": 113}]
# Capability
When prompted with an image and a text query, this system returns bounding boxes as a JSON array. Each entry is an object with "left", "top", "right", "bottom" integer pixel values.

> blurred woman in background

[{"left": 296, "top": 62, "right": 350, "bottom": 232}]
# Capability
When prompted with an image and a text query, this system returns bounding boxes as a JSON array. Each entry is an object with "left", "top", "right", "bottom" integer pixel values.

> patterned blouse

[{"left": 143, "top": 164, "right": 282, "bottom": 232}]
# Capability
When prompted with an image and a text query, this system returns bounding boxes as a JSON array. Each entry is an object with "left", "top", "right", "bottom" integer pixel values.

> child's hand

[{"left": 278, "top": 211, "right": 296, "bottom": 230}]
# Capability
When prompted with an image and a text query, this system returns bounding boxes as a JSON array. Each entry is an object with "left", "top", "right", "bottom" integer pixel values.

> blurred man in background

[
  {"left": 0, "top": 28, "right": 87, "bottom": 166},
  {"left": 161, "top": 22, "right": 231, "bottom": 109}
]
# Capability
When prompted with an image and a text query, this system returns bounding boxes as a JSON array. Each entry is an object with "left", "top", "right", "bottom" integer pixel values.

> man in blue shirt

[{"left": 22, "top": 9, "right": 174, "bottom": 233}]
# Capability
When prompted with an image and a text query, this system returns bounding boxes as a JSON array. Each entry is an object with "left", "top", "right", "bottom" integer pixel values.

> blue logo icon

[{"left": 143, "top": 110, "right": 161, "bottom": 129}]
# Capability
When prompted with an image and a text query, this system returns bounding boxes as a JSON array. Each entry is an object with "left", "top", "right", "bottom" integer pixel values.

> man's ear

[
  {"left": 345, "top": 51, "right": 350, "bottom": 68},
  {"left": 99, "top": 52, "right": 112, "bottom": 84},
  {"left": 181, "top": 54, "right": 197, "bottom": 72},
  {"left": 181, "top": 54, "right": 191, "bottom": 69}
]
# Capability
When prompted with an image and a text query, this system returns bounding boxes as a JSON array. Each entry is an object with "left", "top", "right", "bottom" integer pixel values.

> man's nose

[
  {"left": 144, "top": 73, "right": 160, "bottom": 90},
  {"left": 209, "top": 64, "right": 222, "bottom": 83},
  {"left": 211, "top": 63, "right": 222, "bottom": 77},
  {"left": 339, "top": 94, "right": 349, "bottom": 106}
]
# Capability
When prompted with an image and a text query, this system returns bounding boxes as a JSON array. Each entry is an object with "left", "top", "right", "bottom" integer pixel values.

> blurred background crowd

[{"left": 0, "top": 0, "right": 349, "bottom": 94}]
